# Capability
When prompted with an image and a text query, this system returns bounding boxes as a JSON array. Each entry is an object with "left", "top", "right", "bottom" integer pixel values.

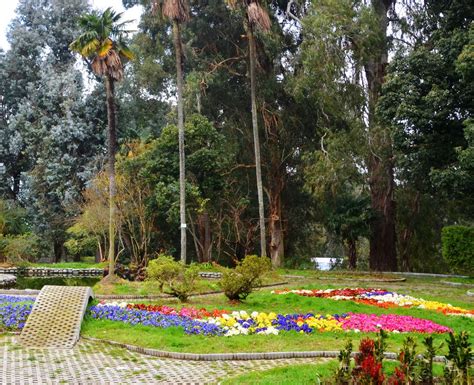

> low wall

[
  {"left": 0, "top": 274, "right": 17, "bottom": 288},
  {"left": 0, "top": 267, "right": 104, "bottom": 278},
  {"left": 0, "top": 267, "right": 221, "bottom": 280}
]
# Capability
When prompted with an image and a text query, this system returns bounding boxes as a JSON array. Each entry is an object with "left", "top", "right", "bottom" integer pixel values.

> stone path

[{"left": 0, "top": 336, "right": 323, "bottom": 384}]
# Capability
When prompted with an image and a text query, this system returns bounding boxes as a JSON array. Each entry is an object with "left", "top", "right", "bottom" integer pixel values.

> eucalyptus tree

[
  {"left": 226, "top": 0, "right": 271, "bottom": 260},
  {"left": 70, "top": 8, "right": 134, "bottom": 278},
  {"left": 299, "top": 0, "right": 398, "bottom": 270},
  {"left": 151, "top": 0, "right": 190, "bottom": 264}
]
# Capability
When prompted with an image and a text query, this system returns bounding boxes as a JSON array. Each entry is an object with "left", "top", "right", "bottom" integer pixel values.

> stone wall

[
  {"left": 0, "top": 267, "right": 221, "bottom": 279},
  {"left": 0, "top": 274, "right": 17, "bottom": 288},
  {"left": 0, "top": 267, "right": 104, "bottom": 277}
]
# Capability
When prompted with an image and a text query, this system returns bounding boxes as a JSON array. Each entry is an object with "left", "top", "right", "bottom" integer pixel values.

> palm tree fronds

[
  {"left": 247, "top": 2, "right": 271, "bottom": 32},
  {"left": 98, "top": 38, "right": 113, "bottom": 58},
  {"left": 162, "top": 0, "right": 190, "bottom": 23},
  {"left": 119, "top": 46, "right": 135, "bottom": 61},
  {"left": 105, "top": 50, "right": 124, "bottom": 81},
  {"left": 70, "top": 7, "right": 134, "bottom": 79}
]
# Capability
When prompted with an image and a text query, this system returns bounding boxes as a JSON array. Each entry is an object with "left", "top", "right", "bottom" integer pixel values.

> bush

[
  {"left": 0, "top": 233, "right": 42, "bottom": 264},
  {"left": 441, "top": 226, "right": 474, "bottom": 275},
  {"left": 146, "top": 255, "right": 198, "bottom": 302},
  {"left": 219, "top": 255, "right": 272, "bottom": 301}
]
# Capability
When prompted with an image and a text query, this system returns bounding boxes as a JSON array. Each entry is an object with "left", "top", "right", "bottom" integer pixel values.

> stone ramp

[{"left": 19, "top": 285, "right": 94, "bottom": 348}]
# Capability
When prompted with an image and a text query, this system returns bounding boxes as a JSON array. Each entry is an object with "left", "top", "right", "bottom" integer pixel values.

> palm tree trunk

[
  {"left": 247, "top": 24, "right": 267, "bottom": 258},
  {"left": 105, "top": 74, "right": 117, "bottom": 277},
  {"left": 173, "top": 20, "right": 187, "bottom": 264}
]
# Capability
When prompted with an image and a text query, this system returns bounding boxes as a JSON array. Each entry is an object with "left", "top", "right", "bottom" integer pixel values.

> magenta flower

[{"left": 340, "top": 313, "right": 451, "bottom": 333}]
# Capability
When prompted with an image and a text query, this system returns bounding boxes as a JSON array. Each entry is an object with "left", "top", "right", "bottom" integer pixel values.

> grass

[
  {"left": 15, "top": 277, "right": 101, "bottom": 290},
  {"left": 92, "top": 277, "right": 222, "bottom": 296},
  {"left": 221, "top": 360, "right": 448, "bottom": 384},
  {"left": 4, "top": 269, "right": 473, "bottom": 357},
  {"left": 80, "top": 280, "right": 474, "bottom": 354},
  {"left": 28, "top": 261, "right": 106, "bottom": 269}
]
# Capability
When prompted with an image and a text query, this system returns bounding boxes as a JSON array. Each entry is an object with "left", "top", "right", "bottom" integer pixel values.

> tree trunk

[
  {"left": 365, "top": 0, "right": 397, "bottom": 271},
  {"left": 346, "top": 238, "right": 357, "bottom": 270},
  {"left": 95, "top": 241, "right": 102, "bottom": 263},
  {"left": 398, "top": 191, "right": 420, "bottom": 272},
  {"left": 197, "top": 211, "right": 211, "bottom": 262},
  {"left": 53, "top": 239, "right": 67, "bottom": 263},
  {"left": 173, "top": 20, "right": 187, "bottom": 264},
  {"left": 105, "top": 74, "right": 117, "bottom": 278},
  {"left": 247, "top": 23, "right": 267, "bottom": 258},
  {"left": 268, "top": 180, "right": 284, "bottom": 268}
]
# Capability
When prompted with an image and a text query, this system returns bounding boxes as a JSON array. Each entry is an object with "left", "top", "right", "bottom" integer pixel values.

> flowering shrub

[
  {"left": 352, "top": 338, "right": 385, "bottom": 385},
  {"left": 273, "top": 288, "right": 474, "bottom": 317}
]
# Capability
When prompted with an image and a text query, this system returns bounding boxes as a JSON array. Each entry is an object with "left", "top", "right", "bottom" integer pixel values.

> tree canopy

[{"left": 0, "top": 0, "right": 472, "bottom": 273}]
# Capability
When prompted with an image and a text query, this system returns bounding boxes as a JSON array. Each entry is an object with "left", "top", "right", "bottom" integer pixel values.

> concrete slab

[{"left": 19, "top": 285, "right": 93, "bottom": 348}]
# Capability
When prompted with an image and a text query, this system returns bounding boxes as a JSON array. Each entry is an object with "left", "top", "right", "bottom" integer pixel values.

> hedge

[{"left": 441, "top": 225, "right": 474, "bottom": 275}]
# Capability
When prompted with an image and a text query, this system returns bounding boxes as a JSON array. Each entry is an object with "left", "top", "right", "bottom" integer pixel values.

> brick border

[{"left": 81, "top": 336, "right": 448, "bottom": 362}]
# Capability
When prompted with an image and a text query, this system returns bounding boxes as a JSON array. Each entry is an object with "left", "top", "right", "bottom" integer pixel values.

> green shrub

[
  {"left": 0, "top": 233, "right": 42, "bottom": 264},
  {"left": 64, "top": 223, "right": 97, "bottom": 259},
  {"left": 441, "top": 226, "right": 474, "bottom": 275},
  {"left": 219, "top": 255, "right": 272, "bottom": 301},
  {"left": 444, "top": 331, "right": 472, "bottom": 385},
  {"left": 146, "top": 255, "right": 198, "bottom": 302}
]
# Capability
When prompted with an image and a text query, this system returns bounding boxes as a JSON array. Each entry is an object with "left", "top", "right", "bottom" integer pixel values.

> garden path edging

[
  {"left": 0, "top": 281, "right": 289, "bottom": 300},
  {"left": 81, "top": 336, "right": 448, "bottom": 362},
  {"left": 318, "top": 277, "right": 406, "bottom": 282}
]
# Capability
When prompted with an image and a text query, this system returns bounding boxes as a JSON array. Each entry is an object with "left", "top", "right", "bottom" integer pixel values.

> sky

[{"left": 0, "top": 0, "right": 143, "bottom": 51}]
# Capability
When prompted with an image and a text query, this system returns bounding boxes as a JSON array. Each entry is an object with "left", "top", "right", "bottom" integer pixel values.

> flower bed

[
  {"left": 91, "top": 302, "right": 451, "bottom": 336},
  {"left": 126, "top": 303, "right": 229, "bottom": 318},
  {"left": 0, "top": 295, "right": 453, "bottom": 336},
  {"left": 272, "top": 288, "right": 474, "bottom": 317},
  {"left": 0, "top": 295, "right": 34, "bottom": 330}
]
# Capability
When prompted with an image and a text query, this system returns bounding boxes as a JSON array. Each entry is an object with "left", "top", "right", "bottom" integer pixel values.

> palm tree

[
  {"left": 152, "top": 0, "right": 190, "bottom": 264},
  {"left": 227, "top": 0, "right": 271, "bottom": 258},
  {"left": 70, "top": 8, "right": 133, "bottom": 280}
]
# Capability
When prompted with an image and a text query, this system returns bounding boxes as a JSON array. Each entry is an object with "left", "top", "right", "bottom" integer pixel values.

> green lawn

[
  {"left": 27, "top": 261, "right": 106, "bottom": 269},
  {"left": 221, "top": 360, "right": 449, "bottom": 384},
  {"left": 81, "top": 279, "right": 474, "bottom": 354}
]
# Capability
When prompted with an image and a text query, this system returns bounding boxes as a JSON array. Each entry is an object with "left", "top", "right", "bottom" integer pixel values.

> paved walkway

[{"left": 0, "top": 336, "right": 322, "bottom": 384}]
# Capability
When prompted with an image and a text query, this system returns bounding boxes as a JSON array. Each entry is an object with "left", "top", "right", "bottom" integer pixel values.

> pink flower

[{"left": 340, "top": 313, "right": 451, "bottom": 333}]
